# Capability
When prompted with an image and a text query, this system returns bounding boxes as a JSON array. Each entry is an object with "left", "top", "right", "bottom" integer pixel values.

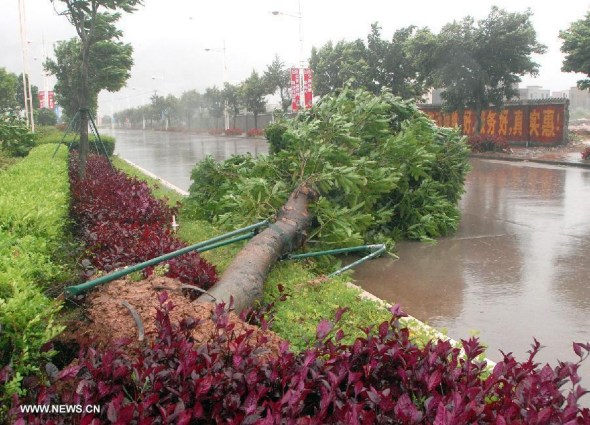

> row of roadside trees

[
  {"left": 24, "top": 1, "right": 590, "bottom": 178},
  {"left": 111, "top": 6, "right": 590, "bottom": 135},
  {"left": 111, "top": 55, "right": 291, "bottom": 131}
]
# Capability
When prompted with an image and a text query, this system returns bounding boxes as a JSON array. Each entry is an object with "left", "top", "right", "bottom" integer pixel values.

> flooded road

[
  {"left": 108, "top": 129, "right": 590, "bottom": 388},
  {"left": 104, "top": 129, "right": 268, "bottom": 191},
  {"left": 354, "top": 159, "right": 590, "bottom": 386}
]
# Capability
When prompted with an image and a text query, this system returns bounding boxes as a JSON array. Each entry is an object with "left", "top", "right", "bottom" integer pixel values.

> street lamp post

[
  {"left": 272, "top": 0, "right": 306, "bottom": 110},
  {"left": 204, "top": 41, "right": 229, "bottom": 130}
]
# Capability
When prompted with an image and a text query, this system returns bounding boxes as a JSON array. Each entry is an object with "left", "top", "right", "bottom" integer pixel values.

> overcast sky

[{"left": 2, "top": 0, "right": 589, "bottom": 116}]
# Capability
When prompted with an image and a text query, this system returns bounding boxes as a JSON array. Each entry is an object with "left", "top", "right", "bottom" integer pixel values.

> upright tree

[
  {"left": 264, "top": 55, "right": 291, "bottom": 112},
  {"left": 48, "top": 0, "right": 141, "bottom": 177},
  {"left": 241, "top": 70, "right": 269, "bottom": 129},
  {"left": 309, "top": 40, "right": 368, "bottom": 97},
  {"left": 560, "top": 10, "right": 590, "bottom": 89},
  {"left": 204, "top": 86, "right": 224, "bottom": 128},
  {"left": 222, "top": 82, "right": 243, "bottom": 128},
  {"left": 179, "top": 89, "right": 203, "bottom": 129},
  {"left": 0, "top": 68, "right": 20, "bottom": 113},
  {"left": 366, "top": 24, "right": 428, "bottom": 99},
  {"left": 412, "top": 6, "right": 546, "bottom": 132}
]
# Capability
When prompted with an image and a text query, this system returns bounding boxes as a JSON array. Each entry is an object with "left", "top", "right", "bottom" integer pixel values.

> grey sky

[{"left": 2, "top": 0, "right": 589, "bottom": 116}]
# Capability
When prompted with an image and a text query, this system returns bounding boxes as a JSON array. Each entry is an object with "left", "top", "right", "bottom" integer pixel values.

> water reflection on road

[
  {"left": 354, "top": 159, "right": 590, "bottom": 388},
  {"left": 104, "top": 129, "right": 268, "bottom": 191}
]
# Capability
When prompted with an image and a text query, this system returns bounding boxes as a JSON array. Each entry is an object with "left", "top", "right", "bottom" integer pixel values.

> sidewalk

[{"left": 471, "top": 140, "right": 590, "bottom": 169}]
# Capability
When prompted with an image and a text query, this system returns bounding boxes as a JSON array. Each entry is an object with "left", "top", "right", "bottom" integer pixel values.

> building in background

[
  {"left": 568, "top": 86, "right": 590, "bottom": 111},
  {"left": 518, "top": 86, "right": 550, "bottom": 100}
]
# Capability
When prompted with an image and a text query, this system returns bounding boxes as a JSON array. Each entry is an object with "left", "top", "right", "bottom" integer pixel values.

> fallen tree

[{"left": 187, "top": 87, "right": 471, "bottom": 310}]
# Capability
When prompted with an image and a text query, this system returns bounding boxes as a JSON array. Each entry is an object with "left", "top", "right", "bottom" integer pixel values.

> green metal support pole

[
  {"left": 196, "top": 232, "right": 255, "bottom": 253},
  {"left": 65, "top": 221, "right": 268, "bottom": 297},
  {"left": 328, "top": 244, "right": 386, "bottom": 277},
  {"left": 285, "top": 244, "right": 384, "bottom": 260}
]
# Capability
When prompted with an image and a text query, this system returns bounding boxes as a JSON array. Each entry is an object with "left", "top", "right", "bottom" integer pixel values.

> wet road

[
  {"left": 109, "top": 129, "right": 590, "bottom": 388},
  {"left": 104, "top": 129, "right": 268, "bottom": 191},
  {"left": 354, "top": 158, "right": 590, "bottom": 387}
]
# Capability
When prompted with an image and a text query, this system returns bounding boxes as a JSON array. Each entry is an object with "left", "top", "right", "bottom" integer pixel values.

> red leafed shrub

[
  {"left": 246, "top": 128, "right": 265, "bottom": 137},
  {"left": 208, "top": 128, "right": 224, "bottom": 136},
  {"left": 582, "top": 146, "right": 590, "bottom": 160},
  {"left": 467, "top": 135, "right": 510, "bottom": 153},
  {"left": 70, "top": 154, "right": 217, "bottom": 287},
  {"left": 10, "top": 297, "right": 590, "bottom": 424},
  {"left": 224, "top": 127, "right": 244, "bottom": 136}
]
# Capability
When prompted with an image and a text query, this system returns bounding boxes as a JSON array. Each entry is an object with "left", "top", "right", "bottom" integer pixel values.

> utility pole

[{"left": 18, "top": 0, "right": 35, "bottom": 132}]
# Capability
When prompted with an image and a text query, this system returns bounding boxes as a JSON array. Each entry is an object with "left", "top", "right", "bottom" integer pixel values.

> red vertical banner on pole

[
  {"left": 48, "top": 91, "right": 55, "bottom": 109},
  {"left": 303, "top": 68, "right": 313, "bottom": 109},
  {"left": 290, "top": 68, "right": 301, "bottom": 111}
]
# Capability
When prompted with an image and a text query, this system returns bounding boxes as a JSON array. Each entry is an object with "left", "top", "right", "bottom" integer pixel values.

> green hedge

[
  {"left": 0, "top": 145, "right": 69, "bottom": 402},
  {"left": 35, "top": 126, "right": 115, "bottom": 156}
]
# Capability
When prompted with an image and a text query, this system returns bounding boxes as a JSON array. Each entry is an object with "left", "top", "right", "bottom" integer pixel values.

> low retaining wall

[{"left": 419, "top": 99, "right": 569, "bottom": 146}]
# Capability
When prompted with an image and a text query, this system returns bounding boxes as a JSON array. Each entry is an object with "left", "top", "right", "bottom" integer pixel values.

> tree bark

[{"left": 198, "top": 185, "right": 317, "bottom": 312}]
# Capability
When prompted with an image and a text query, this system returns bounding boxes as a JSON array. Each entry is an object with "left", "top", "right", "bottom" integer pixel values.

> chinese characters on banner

[
  {"left": 420, "top": 103, "right": 566, "bottom": 144},
  {"left": 290, "top": 68, "right": 301, "bottom": 111},
  {"left": 303, "top": 68, "right": 313, "bottom": 109},
  {"left": 38, "top": 91, "right": 56, "bottom": 110}
]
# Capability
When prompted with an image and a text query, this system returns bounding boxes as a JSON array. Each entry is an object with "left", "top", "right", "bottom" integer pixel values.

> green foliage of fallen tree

[{"left": 186, "top": 87, "right": 470, "bottom": 247}]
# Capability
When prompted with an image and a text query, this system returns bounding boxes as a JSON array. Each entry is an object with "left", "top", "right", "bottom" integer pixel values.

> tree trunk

[
  {"left": 198, "top": 185, "right": 317, "bottom": 312},
  {"left": 474, "top": 106, "right": 483, "bottom": 135},
  {"left": 79, "top": 109, "right": 89, "bottom": 178},
  {"left": 254, "top": 112, "right": 258, "bottom": 129}
]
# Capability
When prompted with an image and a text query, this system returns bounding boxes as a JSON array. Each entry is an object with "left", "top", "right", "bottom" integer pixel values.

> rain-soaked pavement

[
  {"left": 109, "top": 129, "right": 590, "bottom": 388},
  {"left": 354, "top": 158, "right": 590, "bottom": 388},
  {"left": 104, "top": 128, "right": 268, "bottom": 191}
]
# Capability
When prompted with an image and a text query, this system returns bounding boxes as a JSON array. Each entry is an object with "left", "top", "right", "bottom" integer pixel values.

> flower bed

[
  {"left": 246, "top": 128, "right": 265, "bottom": 137},
  {"left": 69, "top": 154, "right": 217, "bottom": 288},
  {"left": 208, "top": 128, "right": 224, "bottom": 136},
  {"left": 224, "top": 127, "right": 244, "bottom": 136},
  {"left": 10, "top": 299, "right": 590, "bottom": 424},
  {"left": 467, "top": 135, "right": 510, "bottom": 153}
]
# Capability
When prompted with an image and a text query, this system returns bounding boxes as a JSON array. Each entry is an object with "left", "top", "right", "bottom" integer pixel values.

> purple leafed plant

[
  {"left": 10, "top": 297, "right": 590, "bottom": 424},
  {"left": 69, "top": 154, "right": 217, "bottom": 287}
]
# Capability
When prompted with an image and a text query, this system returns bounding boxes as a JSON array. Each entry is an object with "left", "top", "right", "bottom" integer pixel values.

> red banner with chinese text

[
  {"left": 290, "top": 68, "right": 301, "bottom": 112},
  {"left": 420, "top": 103, "right": 566, "bottom": 144},
  {"left": 303, "top": 68, "right": 313, "bottom": 109},
  {"left": 38, "top": 91, "right": 56, "bottom": 110}
]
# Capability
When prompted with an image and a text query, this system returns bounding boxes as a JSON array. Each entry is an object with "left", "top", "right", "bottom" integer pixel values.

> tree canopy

[
  {"left": 560, "top": 10, "right": 590, "bottom": 90},
  {"left": 45, "top": 36, "right": 133, "bottom": 119},
  {"left": 264, "top": 55, "right": 291, "bottom": 112},
  {"left": 241, "top": 70, "right": 269, "bottom": 128},
  {"left": 48, "top": 0, "right": 141, "bottom": 176},
  {"left": 186, "top": 87, "right": 470, "bottom": 248},
  {"left": 0, "top": 68, "right": 21, "bottom": 113},
  {"left": 309, "top": 24, "right": 429, "bottom": 100},
  {"left": 411, "top": 6, "right": 546, "bottom": 131}
]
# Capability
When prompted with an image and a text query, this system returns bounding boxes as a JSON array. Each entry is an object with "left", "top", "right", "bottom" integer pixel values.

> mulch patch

[{"left": 62, "top": 276, "right": 284, "bottom": 359}]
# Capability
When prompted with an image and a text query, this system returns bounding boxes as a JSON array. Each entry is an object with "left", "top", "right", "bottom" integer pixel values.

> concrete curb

[
  {"left": 346, "top": 282, "right": 497, "bottom": 367},
  {"left": 472, "top": 154, "right": 590, "bottom": 170},
  {"left": 119, "top": 157, "right": 189, "bottom": 196}
]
